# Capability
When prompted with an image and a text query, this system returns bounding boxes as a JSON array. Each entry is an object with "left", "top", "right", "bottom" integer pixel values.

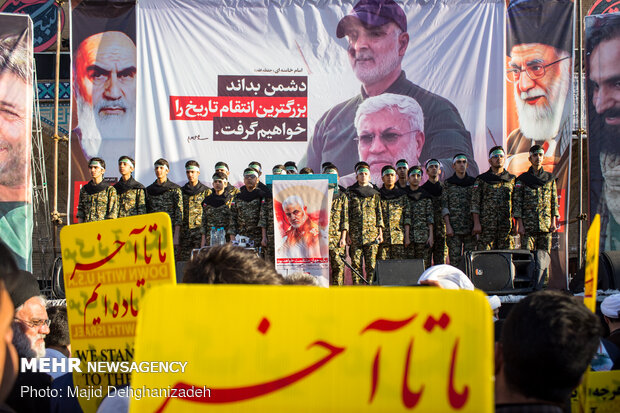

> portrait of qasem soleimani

[
  {"left": 586, "top": 12, "right": 620, "bottom": 250},
  {"left": 276, "top": 193, "right": 329, "bottom": 259},
  {"left": 70, "top": 1, "right": 136, "bottom": 183}
]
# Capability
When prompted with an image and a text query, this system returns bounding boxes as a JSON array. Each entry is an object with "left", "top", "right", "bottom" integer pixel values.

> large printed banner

[
  {"left": 60, "top": 212, "right": 177, "bottom": 412},
  {"left": 135, "top": 0, "right": 504, "bottom": 185},
  {"left": 272, "top": 177, "right": 331, "bottom": 286},
  {"left": 131, "top": 285, "right": 494, "bottom": 412},
  {"left": 69, "top": 0, "right": 136, "bottom": 223},
  {"left": 586, "top": 12, "right": 620, "bottom": 250},
  {"left": 0, "top": 13, "right": 33, "bottom": 270}
]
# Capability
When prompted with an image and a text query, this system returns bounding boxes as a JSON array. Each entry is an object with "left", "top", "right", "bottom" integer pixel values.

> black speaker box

[
  {"left": 465, "top": 249, "right": 543, "bottom": 294},
  {"left": 600, "top": 251, "right": 620, "bottom": 290},
  {"left": 375, "top": 259, "right": 425, "bottom": 286}
]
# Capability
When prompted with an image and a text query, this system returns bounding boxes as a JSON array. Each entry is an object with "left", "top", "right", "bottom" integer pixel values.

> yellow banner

[
  {"left": 130, "top": 285, "right": 493, "bottom": 412},
  {"left": 571, "top": 370, "right": 620, "bottom": 412},
  {"left": 61, "top": 213, "right": 177, "bottom": 412},
  {"left": 584, "top": 214, "right": 601, "bottom": 313}
]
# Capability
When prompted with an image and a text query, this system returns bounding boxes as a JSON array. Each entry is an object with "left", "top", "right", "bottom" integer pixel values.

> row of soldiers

[{"left": 76, "top": 144, "right": 558, "bottom": 285}]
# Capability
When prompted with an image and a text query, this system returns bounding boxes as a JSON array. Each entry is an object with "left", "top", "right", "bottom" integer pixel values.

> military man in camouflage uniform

[
  {"left": 472, "top": 146, "right": 516, "bottom": 250},
  {"left": 77, "top": 158, "right": 118, "bottom": 223},
  {"left": 249, "top": 162, "right": 274, "bottom": 263},
  {"left": 422, "top": 159, "right": 447, "bottom": 264},
  {"left": 179, "top": 160, "right": 211, "bottom": 261},
  {"left": 324, "top": 164, "right": 348, "bottom": 285},
  {"left": 114, "top": 156, "right": 146, "bottom": 218},
  {"left": 201, "top": 172, "right": 233, "bottom": 247},
  {"left": 214, "top": 161, "right": 240, "bottom": 197},
  {"left": 442, "top": 154, "right": 476, "bottom": 267},
  {"left": 146, "top": 158, "right": 183, "bottom": 250},
  {"left": 378, "top": 165, "right": 410, "bottom": 260},
  {"left": 396, "top": 159, "right": 409, "bottom": 190},
  {"left": 404, "top": 166, "right": 433, "bottom": 268},
  {"left": 229, "top": 168, "right": 268, "bottom": 252},
  {"left": 514, "top": 145, "right": 559, "bottom": 252},
  {"left": 347, "top": 162, "right": 384, "bottom": 285}
]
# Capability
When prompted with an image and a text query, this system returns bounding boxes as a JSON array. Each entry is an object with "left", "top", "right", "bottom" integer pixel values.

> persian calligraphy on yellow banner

[
  {"left": 61, "top": 212, "right": 177, "bottom": 412},
  {"left": 584, "top": 214, "right": 601, "bottom": 313},
  {"left": 130, "top": 285, "right": 493, "bottom": 412},
  {"left": 571, "top": 370, "right": 620, "bottom": 412}
]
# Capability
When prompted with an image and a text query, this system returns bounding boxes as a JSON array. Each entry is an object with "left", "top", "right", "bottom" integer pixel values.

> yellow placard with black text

[
  {"left": 61, "top": 212, "right": 177, "bottom": 412},
  {"left": 130, "top": 285, "right": 493, "bottom": 412},
  {"left": 571, "top": 370, "right": 620, "bottom": 412}
]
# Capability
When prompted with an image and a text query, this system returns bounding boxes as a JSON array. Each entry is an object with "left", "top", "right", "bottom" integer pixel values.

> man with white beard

[
  {"left": 587, "top": 13, "right": 620, "bottom": 249},
  {"left": 72, "top": 31, "right": 136, "bottom": 170},
  {"left": 278, "top": 195, "right": 326, "bottom": 258},
  {"left": 505, "top": 0, "right": 573, "bottom": 176},
  {"left": 301, "top": 0, "right": 477, "bottom": 179}
]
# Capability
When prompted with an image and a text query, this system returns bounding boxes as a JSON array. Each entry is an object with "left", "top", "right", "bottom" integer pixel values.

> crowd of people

[{"left": 77, "top": 142, "right": 558, "bottom": 286}]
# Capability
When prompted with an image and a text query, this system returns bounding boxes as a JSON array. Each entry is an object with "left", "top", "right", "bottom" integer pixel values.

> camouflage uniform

[
  {"left": 77, "top": 183, "right": 118, "bottom": 222},
  {"left": 329, "top": 186, "right": 349, "bottom": 286},
  {"left": 471, "top": 169, "right": 516, "bottom": 250},
  {"left": 146, "top": 180, "right": 183, "bottom": 229},
  {"left": 263, "top": 195, "right": 275, "bottom": 264},
  {"left": 405, "top": 188, "right": 433, "bottom": 268},
  {"left": 421, "top": 180, "right": 447, "bottom": 264},
  {"left": 441, "top": 174, "right": 476, "bottom": 267},
  {"left": 228, "top": 188, "right": 267, "bottom": 250},
  {"left": 378, "top": 187, "right": 410, "bottom": 260},
  {"left": 347, "top": 184, "right": 384, "bottom": 285},
  {"left": 201, "top": 192, "right": 233, "bottom": 246},
  {"left": 513, "top": 167, "right": 559, "bottom": 252},
  {"left": 179, "top": 183, "right": 212, "bottom": 261},
  {"left": 114, "top": 177, "right": 146, "bottom": 218}
]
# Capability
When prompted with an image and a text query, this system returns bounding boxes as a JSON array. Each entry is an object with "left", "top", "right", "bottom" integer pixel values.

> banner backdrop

[
  {"left": 504, "top": 0, "right": 574, "bottom": 285},
  {"left": 69, "top": 0, "right": 136, "bottom": 223},
  {"left": 273, "top": 177, "right": 331, "bottom": 286},
  {"left": 135, "top": 0, "right": 504, "bottom": 186},
  {"left": 586, "top": 12, "right": 620, "bottom": 250},
  {"left": 0, "top": 13, "right": 33, "bottom": 270}
]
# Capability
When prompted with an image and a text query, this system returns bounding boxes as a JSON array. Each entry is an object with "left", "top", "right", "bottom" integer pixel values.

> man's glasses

[
  {"left": 356, "top": 130, "right": 419, "bottom": 147},
  {"left": 15, "top": 318, "right": 50, "bottom": 329},
  {"left": 505, "top": 56, "right": 570, "bottom": 83}
]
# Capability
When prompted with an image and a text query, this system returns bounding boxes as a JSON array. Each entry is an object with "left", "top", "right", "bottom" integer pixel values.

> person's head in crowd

[
  {"left": 299, "top": 167, "right": 314, "bottom": 175},
  {"left": 418, "top": 264, "right": 474, "bottom": 290},
  {"left": 185, "top": 160, "right": 200, "bottom": 186},
  {"left": 488, "top": 146, "right": 506, "bottom": 172},
  {"left": 282, "top": 273, "right": 319, "bottom": 286},
  {"left": 248, "top": 161, "right": 262, "bottom": 177},
  {"left": 452, "top": 153, "right": 468, "bottom": 176},
  {"left": 272, "top": 164, "right": 286, "bottom": 175},
  {"left": 324, "top": 164, "right": 339, "bottom": 178},
  {"left": 601, "top": 294, "right": 620, "bottom": 335},
  {"left": 74, "top": 31, "right": 137, "bottom": 158},
  {"left": 44, "top": 306, "right": 70, "bottom": 358},
  {"left": 355, "top": 161, "right": 371, "bottom": 186},
  {"left": 154, "top": 158, "right": 170, "bottom": 183},
  {"left": 0, "top": 27, "right": 32, "bottom": 195},
  {"left": 407, "top": 165, "right": 423, "bottom": 189},
  {"left": 321, "top": 162, "right": 335, "bottom": 172},
  {"left": 496, "top": 291, "right": 602, "bottom": 406},
  {"left": 88, "top": 157, "right": 106, "bottom": 184},
  {"left": 355, "top": 93, "right": 425, "bottom": 183},
  {"left": 282, "top": 195, "right": 309, "bottom": 229},
  {"left": 243, "top": 167, "right": 259, "bottom": 191},
  {"left": 184, "top": 244, "right": 284, "bottom": 285},
  {"left": 0, "top": 242, "right": 19, "bottom": 403},
  {"left": 488, "top": 295, "right": 501, "bottom": 322},
  {"left": 212, "top": 172, "right": 227, "bottom": 194},
  {"left": 506, "top": 0, "right": 572, "bottom": 142},
  {"left": 214, "top": 161, "right": 230, "bottom": 177},
  {"left": 284, "top": 161, "right": 298, "bottom": 174},
  {"left": 425, "top": 158, "right": 441, "bottom": 181},
  {"left": 118, "top": 156, "right": 135, "bottom": 180},
  {"left": 396, "top": 159, "right": 408, "bottom": 183},
  {"left": 9, "top": 271, "right": 49, "bottom": 359},
  {"left": 336, "top": 0, "right": 409, "bottom": 96},
  {"left": 381, "top": 165, "right": 397, "bottom": 189},
  {"left": 528, "top": 144, "right": 545, "bottom": 170}
]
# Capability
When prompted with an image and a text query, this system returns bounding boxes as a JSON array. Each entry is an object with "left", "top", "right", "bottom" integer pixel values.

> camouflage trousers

[
  {"left": 264, "top": 233, "right": 275, "bottom": 266},
  {"left": 523, "top": 232, "right": 552, "bottom": 253},
  {"left": 178, "top": 228, "right": 203, "bottom": 261},
  {"left": 350, "top": 243, "right": 379, "bottom": 285},
  {"left": 329, "top": 247, "right": 346, "bottom": 286},
  {"left": 446, "top": 234, "right": 476, "bottom": 268},
  {"left": 405, "top": 242, "right": 431, "bottom": 269},
  {"left": 378, "top": 244, "right": 406, "bottom": 260},
  {"left": 477, "top": 230, "right": 513, "bottom": 251},
  {"left": 430, "top": 236, "right": 447, "bottom": 265}
]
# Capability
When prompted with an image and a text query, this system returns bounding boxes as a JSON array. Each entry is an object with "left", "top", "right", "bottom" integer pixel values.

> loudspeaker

[
  {"left": 375, "top": 259, "right": 425, "bottom": 286},
  {"left": 465, "top": 249, "right": 539, "bottom": 294},
  {"left": 600, "top": 251, "right": 620, "bottom": 290}
]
